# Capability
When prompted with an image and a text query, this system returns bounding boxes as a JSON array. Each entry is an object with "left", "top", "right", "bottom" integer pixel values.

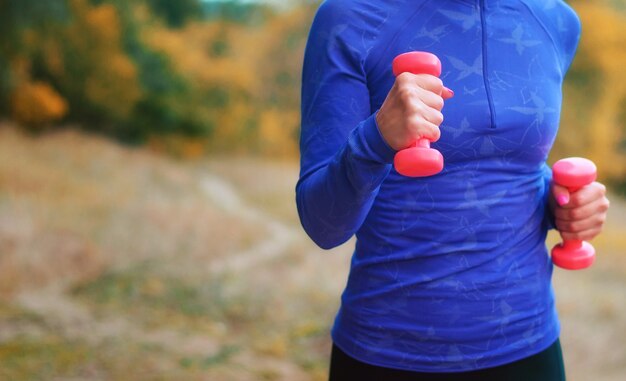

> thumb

[{"left": 552, "top": 183, "right": 570, "bottom": 206}]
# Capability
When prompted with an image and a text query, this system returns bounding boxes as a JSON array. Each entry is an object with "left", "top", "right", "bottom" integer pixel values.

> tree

[
  {"left": 146, "top": 0, "right": 202, "bottom": 28},
  {"left": 558, "top": 1, "right": 626, "bottom": 186}
]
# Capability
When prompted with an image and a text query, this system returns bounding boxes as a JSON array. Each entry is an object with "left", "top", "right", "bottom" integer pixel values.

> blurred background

[{"left": 0, "top": 0, "right": 624, "bottom": 380}]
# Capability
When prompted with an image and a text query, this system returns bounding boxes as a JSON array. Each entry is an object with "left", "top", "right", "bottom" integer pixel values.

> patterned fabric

[{"left": 296, "top": 0, "right": 581, "bottom": 372}]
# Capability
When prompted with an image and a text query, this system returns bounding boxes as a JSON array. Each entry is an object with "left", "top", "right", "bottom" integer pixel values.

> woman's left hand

[{"left": 549, "top": 182, "right": 610, "bottom": 241}]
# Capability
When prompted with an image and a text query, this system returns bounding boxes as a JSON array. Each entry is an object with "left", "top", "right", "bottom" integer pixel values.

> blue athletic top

[{"left": 296, "top": 0, "right": 581, "bottom": 372}]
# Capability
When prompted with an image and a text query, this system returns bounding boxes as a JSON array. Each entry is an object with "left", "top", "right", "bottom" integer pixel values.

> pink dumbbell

[
  {"left": 551, "top": 157, "right": 597, "bottom": 270},
  {"left": 392, "top": 52, "right": 452, "bottom": 177}
]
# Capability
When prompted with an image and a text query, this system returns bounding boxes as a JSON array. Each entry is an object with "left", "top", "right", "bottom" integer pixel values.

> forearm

[{"left": 296, "top": 114, "right": 395, "bottom": 249}]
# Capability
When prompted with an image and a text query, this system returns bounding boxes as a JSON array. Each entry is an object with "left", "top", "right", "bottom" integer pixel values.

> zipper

[{"left": 480, "top": 0, "right": 497, "bottom": 129}]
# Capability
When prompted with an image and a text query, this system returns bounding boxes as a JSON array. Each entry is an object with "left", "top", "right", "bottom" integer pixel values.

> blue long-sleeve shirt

[{"left": 297, "top": 0, "right": 580, "bottom": 372}]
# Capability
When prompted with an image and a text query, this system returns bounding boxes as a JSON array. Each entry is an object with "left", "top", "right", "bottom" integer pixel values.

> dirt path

[
  {"left": 200, "top": 174, "right": 299, "bottom": 274},
  {"left": 2, "top": 124, "right": 623, "bottom": 381},
  {"left": 11, "top": 170, "right": 309, "bottom": 380},
  {"left": 16, "top": 285, "right": 221, "bottom": 356}
]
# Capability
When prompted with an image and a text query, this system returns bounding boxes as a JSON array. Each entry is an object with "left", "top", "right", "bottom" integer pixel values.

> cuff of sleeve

[{"left": 359, "top": 111, "right": 396, "bottom": 164}]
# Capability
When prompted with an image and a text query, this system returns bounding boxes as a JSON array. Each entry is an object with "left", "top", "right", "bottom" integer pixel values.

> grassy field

[{"left": 0, "top": 123, "right": 624, "bottom": 380}]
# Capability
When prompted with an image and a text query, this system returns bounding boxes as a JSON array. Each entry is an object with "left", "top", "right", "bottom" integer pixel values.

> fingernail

[
  {"left": 556, "top": 194, "right": 569, "bottom": 206},
  {"left": 442, "top": 87, "right": 454, "bottom": 100}
]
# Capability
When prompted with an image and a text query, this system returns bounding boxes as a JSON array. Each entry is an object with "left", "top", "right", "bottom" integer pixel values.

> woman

[{"left": 296, "top": 1, "right": 610, "bottom": 380}]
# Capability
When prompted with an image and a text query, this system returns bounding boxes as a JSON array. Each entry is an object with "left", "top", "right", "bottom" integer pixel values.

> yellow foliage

[
  {"left": 210, "top": 101, "right": 256, "bottom": 151},
  {"left": 142, "top": 7, "right": 314, "bottom": 157},
  {"left": 144, "top": 21, "right": 261, "bottom": 93},
  {"left": 11, "top": 81, "right": 68, "bottom": 126},
  {"left": 41, "top": 40, "right": 65, "bottom": 77},
  {"left": 9, "top": 56, "right": 31, "bottom": 82},
  {"left": 84, "top": 3, "right": 121, "bottom": 44},
  {"left": 259, "top": 109, "right": 300, "bottom": 157},
  {"left": 84, "top": 53, "right": 141, "bottom": 118},
  {"left": 63, "top": 0, "right": 142, "bottom": 119},
  {"left": 572, "top": 2, "right": 626, "bottom": 74},
  {"left": 147, "top": 135, "right": 207, "bottom": 159},
  {"left": 254, "top": 335, "right": 288, "bottom": 358},
  {"left": 558, "top": 1, "right": 626, "bottom": 181}
]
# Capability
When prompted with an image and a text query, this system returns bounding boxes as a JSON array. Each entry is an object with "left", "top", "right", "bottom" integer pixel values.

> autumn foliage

[
  {"left": 559, "top": 1, "right": 626, "bottom": 185},
  {"left": 0, "top": 0, "right": 312, "bottom": 155},
  {"left": 10, "top": 81, "right": 68, "bottom": 126},
  {"left": 0, "top": 0, "right": 623, "bottom": 186}
]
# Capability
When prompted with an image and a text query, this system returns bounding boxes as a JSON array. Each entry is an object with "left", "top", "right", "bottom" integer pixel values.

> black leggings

[{"left": 329, "top": 339, "right": 566, "bottom": 381}]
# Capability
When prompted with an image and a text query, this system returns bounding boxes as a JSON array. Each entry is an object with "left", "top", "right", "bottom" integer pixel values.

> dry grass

[
  {"left": 0, "top": 123, "right": 265, "bottom": 296},
  {"left": 0, "top": 122, "right": 624, "bottom": 380},
  {"left": 0, "top": 123, "right": 344, "bottom": 380}
]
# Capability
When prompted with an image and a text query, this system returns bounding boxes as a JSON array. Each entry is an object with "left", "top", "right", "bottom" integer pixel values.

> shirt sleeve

[
  {"left": 542, "top": 164, "right": 557, "bottom": 231},
  {"left": 555, "top": 2, "right": 582, "bottom": 75},
  {"left": 522, "top": 0, "right": 582, "bottom": 75},
  {"left": 296, "top": 1, "right": 396, "bottom": 249}
]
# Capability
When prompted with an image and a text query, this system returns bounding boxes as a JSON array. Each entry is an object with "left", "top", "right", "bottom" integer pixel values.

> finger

[
  {"left": 553, "top": 197, "right": 609, "bottom": 222},
  {"left": 407, "top": 116, "right": 440, "bottom": 142},
  {"left": 560, "top": 227, "right": 602, "bottom": 242},
  {"left": 422, "top": 106, "right": 444, "bottom": 126},
  {"left": 564, "top": 182, "right": 607, "bottom": 209},
  {"left": 555, "top": 212, "right": 607, "bottom": 233},
  {"left": 418, "top": 89, "right": 445, "bottom": 111},
  {"left": 394, "top": 78, "right": 418, "bottom": 105},
  {"left": 413, "top": 74, "right": 444, "bottom": 95},
  {"left": 399, "top": 73, "right": 452, "bottom": 101},
  {"left": 551, "top": 183, "right": 570, "bottom": 206}
]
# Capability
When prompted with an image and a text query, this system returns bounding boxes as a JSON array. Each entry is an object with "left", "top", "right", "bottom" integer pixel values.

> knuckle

[
  {"left": 433, "top": 95, "right": 445, "bottom": 110},
  {"left": 409, "top": 101, "right": 426, "bottom": 116},
  {"left": 569, "top": 194, "right": 582, "bottom": 207},
  {"left": 430, "top": 76, "right": 444, "bottom": 89},
  {"left": 416, "top": 118, "right": 431, "bottom": 132},
  {"left": 406, "top": 115, "right": 424, "bottom": 134},
  {"left": 429, "top": 124, "right": 441, "bottom": 142},
  {"left": 407, "top": 115, "right": 439, "bottom": 141},
  {"left": 398, "top": 87, "right": 414, "bottom": 103},
  {"left": 434, "top": 111, "right": 444, "bottom": 125},
  {"left": 396, "top": 72, "right": 413, "bottom": 84},
  {"left": 419, "top": 75, "right": 443, "bottom": 91}
]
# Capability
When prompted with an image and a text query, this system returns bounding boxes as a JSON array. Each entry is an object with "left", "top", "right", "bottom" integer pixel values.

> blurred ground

[{"left": 0, "top": 123, "right": 624, "bottom": 380}]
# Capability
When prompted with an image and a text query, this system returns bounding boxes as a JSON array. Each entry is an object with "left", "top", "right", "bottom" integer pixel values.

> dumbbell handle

[
  {"left": 560, "top": 184, "right": 586, "bottom": 253},
  {"left": 410, "top": 139, "right": 432, "bottom": 149},
  {"left": 392, "top": 52, "right": 451, "bottom": 177},
  {"left": 551, "top": 157, "right": 597, "bottom": 270}
]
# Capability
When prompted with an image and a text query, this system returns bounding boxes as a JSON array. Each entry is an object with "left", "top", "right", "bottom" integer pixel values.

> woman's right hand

[{"left": 375, "top": 73, "right": 453, "bottom": 151}]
